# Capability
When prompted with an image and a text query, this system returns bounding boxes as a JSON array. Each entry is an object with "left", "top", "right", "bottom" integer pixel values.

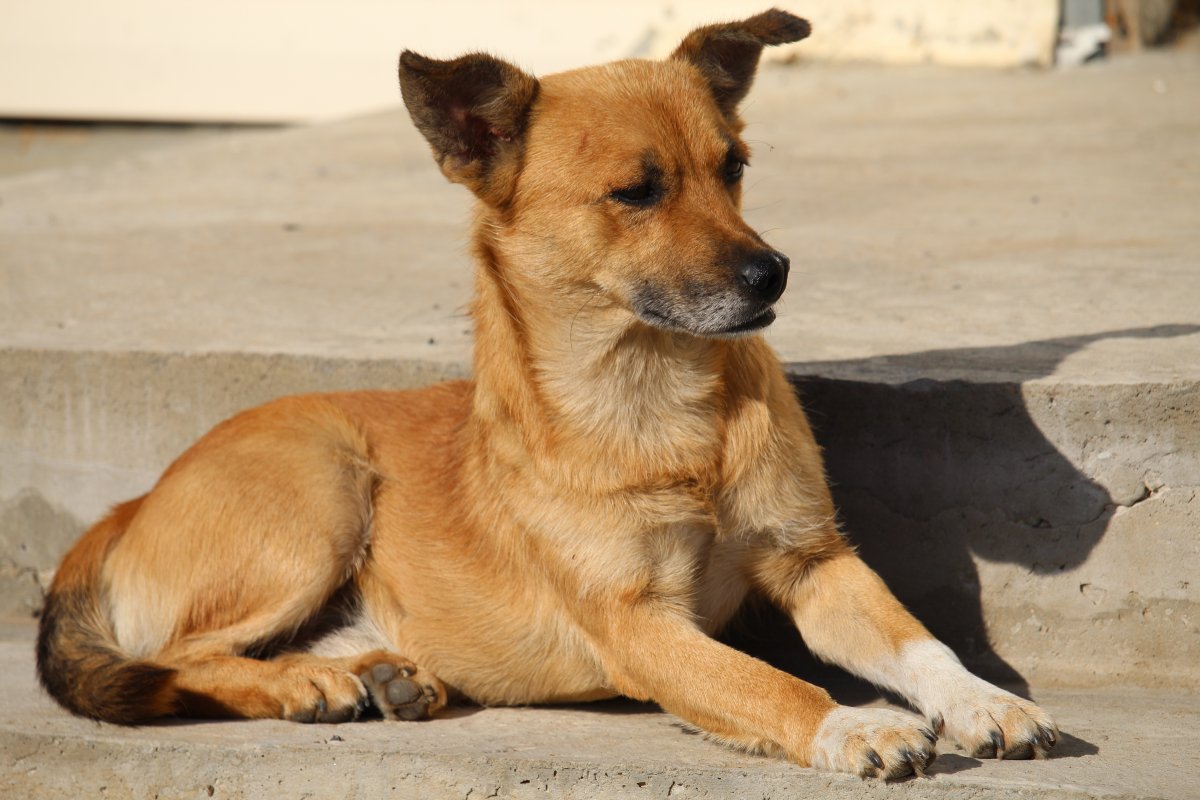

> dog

[{"left": 36, "top": 9, "right": 1057, "bottom": 779}]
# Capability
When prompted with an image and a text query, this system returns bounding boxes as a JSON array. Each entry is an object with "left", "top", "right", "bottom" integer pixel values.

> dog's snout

[{"left": 738, "top": 250, "right": 789, "bottom": 303}]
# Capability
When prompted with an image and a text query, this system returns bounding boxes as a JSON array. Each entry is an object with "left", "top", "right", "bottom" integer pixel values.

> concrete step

[
  {"left": 2, "top": 49, "right": 1199, "bottom": 798},
  {"left": 1, "top": 625, "right": 1196, "bottom": 800}
]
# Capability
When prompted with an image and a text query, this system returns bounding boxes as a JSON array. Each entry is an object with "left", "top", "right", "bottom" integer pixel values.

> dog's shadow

[
  {"left": 919, "top": 729, "right": 1099, "bottom": 775},
  {"left": 724, "top": 323, "right": 1200, "bottom": 759}
]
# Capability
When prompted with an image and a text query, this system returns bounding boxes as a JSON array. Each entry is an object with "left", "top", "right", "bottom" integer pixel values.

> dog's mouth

[
  {"left": 719, "top": 308, "right": 776, "bottom": 336},
  {"left": 630, "top": 282, "right": 781, "bottom": 339},
  {"left": 635, "top": 305, "right": 776, "bottom": 339}
]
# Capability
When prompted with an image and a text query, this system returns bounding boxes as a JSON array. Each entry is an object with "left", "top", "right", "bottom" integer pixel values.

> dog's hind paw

[
  {"left": 273, "top": 662, "right": 370, "bottom": 724},
  {"left": 356, "top": 654, "right": 447, "bottom": 721}
]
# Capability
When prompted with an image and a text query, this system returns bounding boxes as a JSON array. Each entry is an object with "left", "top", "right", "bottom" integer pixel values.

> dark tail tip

[{"left": 37, "top": 589, "right": 176, "bottom": 725}]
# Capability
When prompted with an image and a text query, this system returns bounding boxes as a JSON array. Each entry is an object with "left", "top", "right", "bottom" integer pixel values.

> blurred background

[{"left": 0, "top": 0, "right": 1196, "bottom": 175}]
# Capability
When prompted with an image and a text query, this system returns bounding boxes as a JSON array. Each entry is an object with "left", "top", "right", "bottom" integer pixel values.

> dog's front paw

[
  {"left": 809, "top": 706, "right": 937, "bottom": 780},
  {"left": 934, "top": 683, "right": 1057, "bottom": 760}
]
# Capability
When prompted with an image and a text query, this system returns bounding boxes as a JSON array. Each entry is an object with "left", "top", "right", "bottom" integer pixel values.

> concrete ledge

[
  {"left": 3, "top": 345, "right": 1197, "bottom": 688},
  {"left": 1, "top": 633, "right": 1196, "bottom": 800},
  {"left": 791, "top": 357, "right": 1200, "bottom": 689}
]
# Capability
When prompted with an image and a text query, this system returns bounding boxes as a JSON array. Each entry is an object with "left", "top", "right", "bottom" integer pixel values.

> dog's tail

[{"left": 36, "top": 497, "right": 177, "bottom": 724}]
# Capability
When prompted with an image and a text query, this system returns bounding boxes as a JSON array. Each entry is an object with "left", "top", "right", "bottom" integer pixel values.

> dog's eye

[
  {"left": 611, "top": 179, "right": 662, "bottom": 208},
  {"left": 724, "top": 156, "right": 746, "bottom": 184}
]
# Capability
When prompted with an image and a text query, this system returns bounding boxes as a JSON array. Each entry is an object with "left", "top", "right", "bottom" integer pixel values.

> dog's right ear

[
  {"left": 399, "top": 51, "right": 540, "bottom": 206},
  {"left": 672, "top": 9, "right": 810, "bottom": 120}
]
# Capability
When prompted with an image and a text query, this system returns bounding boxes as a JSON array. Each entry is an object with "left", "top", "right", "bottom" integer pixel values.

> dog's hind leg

[
  {"left": 155, "top": 647, "right": 447, "bottom": 722},
  {"left": 91, "top": 395, "right": 444, "bottom": 723}
]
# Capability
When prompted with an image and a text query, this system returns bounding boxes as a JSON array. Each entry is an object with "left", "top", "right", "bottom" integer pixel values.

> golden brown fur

[{"left": 38, "top": 9, "right": 1057, "bottom": 778}]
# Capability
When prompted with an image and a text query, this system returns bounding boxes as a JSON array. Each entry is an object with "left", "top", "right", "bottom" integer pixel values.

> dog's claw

[{"left": 1031, "top": 724, "right": 1058, "bottom": 759}]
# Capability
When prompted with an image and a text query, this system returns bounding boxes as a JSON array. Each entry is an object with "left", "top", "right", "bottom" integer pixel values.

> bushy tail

[{"left": 35, "top": 499, "right": 176, "bottom": 724}]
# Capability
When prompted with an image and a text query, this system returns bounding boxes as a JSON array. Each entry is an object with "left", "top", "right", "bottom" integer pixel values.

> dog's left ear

[
  {"left": 672, "top": 9, "right": 810, "bottom": 118},
  {"left": 399, "top": 51, "right": 540, "bottom": 206}
]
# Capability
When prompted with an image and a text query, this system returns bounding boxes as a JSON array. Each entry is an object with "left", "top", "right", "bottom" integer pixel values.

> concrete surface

[
  {"left": 0, "top": 122, "right": 258, "bottom": 179},
  {"left": 2, "top": 46, "right": 1200, "bottom": 798},
  {"left": 1, "top": 628, "right": 1197, "bottom": 800}
]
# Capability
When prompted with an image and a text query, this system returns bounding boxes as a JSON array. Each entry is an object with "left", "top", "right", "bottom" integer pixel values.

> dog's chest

[
  {"left": 475, "top": 523, "right": 750, "bottom": 702},
  {"left": 553, "top": 516, "right": 752, "bottom": 633},
  {"left": 644, "top": 522, "right": 753, "bottom": 635}
]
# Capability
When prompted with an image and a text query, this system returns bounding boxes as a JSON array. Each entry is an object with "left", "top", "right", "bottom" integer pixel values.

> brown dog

[{"left": 37, "top": 9, "right": 1057, "bottom": 779}]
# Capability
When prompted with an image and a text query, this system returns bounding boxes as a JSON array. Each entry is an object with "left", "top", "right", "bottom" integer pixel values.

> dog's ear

[
  {"left": 672, "top": 9, "right": 810, "bottom": 118},
  {"left": 399, "top": 51, "right": 539, "bottom": 205}
]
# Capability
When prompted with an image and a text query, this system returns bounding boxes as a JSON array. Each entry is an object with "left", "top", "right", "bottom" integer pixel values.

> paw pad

[{"left": 359, "top": 660, "right": 445, "bottom": 721}]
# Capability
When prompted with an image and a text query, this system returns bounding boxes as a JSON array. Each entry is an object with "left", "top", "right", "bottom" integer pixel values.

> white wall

[{"left": 0, "top": 1, "right": 1060, "bottom": 123}]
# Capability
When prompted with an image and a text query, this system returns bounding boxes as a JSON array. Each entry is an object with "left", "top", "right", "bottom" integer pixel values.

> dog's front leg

[
  {"left": 580, "top": 596, "right": 934, "bottom": 776},
  {"left": 759, "top": 547, "right": 1059, "bottom": 766}
]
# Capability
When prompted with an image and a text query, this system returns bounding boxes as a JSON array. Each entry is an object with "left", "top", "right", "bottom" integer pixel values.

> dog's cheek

[
  {"left": 605, "top": 231, "right": 691, "bottom": 306},
  {"left": 541, "top": 204, "right": 664, "bottom": 295}
]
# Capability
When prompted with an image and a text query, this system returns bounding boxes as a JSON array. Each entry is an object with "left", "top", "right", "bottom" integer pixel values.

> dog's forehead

[{"left": 531, "top": 59, "right": 736, "bottom": 166}]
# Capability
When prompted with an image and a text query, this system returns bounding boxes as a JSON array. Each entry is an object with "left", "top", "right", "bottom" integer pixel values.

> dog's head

[{"left": 400, "top": 9, "right": 809, "bottom": 339}]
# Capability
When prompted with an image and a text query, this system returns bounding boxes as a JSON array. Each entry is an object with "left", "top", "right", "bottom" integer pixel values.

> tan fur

[{"left": 37, "top": 10, "right": 1056, "bottom": 777}]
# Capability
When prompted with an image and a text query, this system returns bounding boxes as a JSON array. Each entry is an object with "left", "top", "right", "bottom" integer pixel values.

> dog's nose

[{"left": 738, "top": 250, "right": 789, "bottom": 303}]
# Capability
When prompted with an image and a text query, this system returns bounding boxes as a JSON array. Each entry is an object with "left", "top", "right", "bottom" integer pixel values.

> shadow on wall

[{"left": 723, "top": 323, "right": 1200, "bottom": 700}]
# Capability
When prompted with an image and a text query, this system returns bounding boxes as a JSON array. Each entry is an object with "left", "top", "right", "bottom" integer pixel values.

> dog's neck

[{"left": 467, "top": 225, "right": 761, "bottom": 494}]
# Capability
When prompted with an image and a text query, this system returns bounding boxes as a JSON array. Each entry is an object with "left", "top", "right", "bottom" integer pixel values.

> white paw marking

[
  {"left": 935, "top": 680, "right": 1058, "bottom": 758},
  {"left": 810, "top": 706, "right": 937, "bottom": 779},
  {"left": 864, "top": 639, "right": 1059, "bottom": 759}
]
